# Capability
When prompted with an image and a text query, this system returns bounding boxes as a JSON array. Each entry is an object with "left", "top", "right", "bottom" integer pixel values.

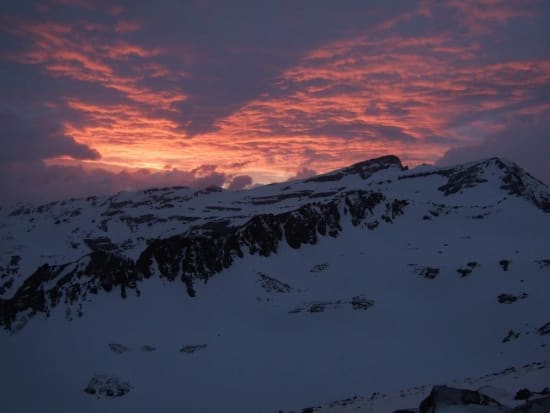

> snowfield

[{"left": 0, "top": 156, "right": 549, "bottom": 412}]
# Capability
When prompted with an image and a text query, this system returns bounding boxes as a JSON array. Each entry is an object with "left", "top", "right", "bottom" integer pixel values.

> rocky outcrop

[
  {"left": 305, "top": 155, "right": 405, "bottom": 183},
  {"left": 513, "top": 395, "right": 550, "bottom": 413},
  {"left": 180, "top": 344, "right": 207, "bottom": 353},
  {"left": 419, "top": 385, "right": 509, "bottom": 412},
  {"left": 84, "top": 375, "right": 131, "bottom": 398},
  {"left": 399, "top": 157, "right": 550, "bottom": 212},
  {"left": 398, "top": 386, "right": 550, "bottom": 413},
  {"left": 0, "top": 190, "right": 402, "bottom": 332},
  {"left": 288, "top": 295, "right": 374, "bottom": 314}
]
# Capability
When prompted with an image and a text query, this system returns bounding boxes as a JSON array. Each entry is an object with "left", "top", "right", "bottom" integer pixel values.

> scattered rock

[
  {"left": 502, "top": 330, "right": 520, "bottom": 343},
  {"left": 536, "top": 322, "right": 550, "bottom": 336},
  {"left": 258, "top": 272, "right": 291, "bottom": 293},
  {"left": 457, "top": 268, "right": 473, "bottom": 277},
  {"left": 419, "top": 385, "right": 508, "bottom": 413},
  {"left": 497, "top": 293, "right": 528, "bottom": 304},
  {"left": 84, "top": 375, "right": 130, "bottom": 398},
  {"left": 108, "top": 343, "right": 130, "bottom": 354},
  {"left": 499, "top": 259, "right": 511, "bottom": 271},
  {"left": 180, "top": 344, "right": 207, "bottom": 354},
  {"left": 289, "top": 297, "right": 374, "bottom": 314},
  {"left": 414, "top": 266, "right": 440, "bottom": 279},
  {"left": 140, "top": 345, "right": 156, "bottom": 352},
  {"left": 515, "top": 388, "right": 533, "bottom": 400},
  {"left": 310, "top": 263, "right": 329, "bottom": 273},
  {"left": 513, "top": 395, "right": 550, "bottom": 412},
  {"left": 351, "top": 295, "right": 375, "bottom": 310}
]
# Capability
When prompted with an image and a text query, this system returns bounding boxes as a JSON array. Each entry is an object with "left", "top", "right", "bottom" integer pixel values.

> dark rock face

[
  {"left": 0, "top": 190, "right": 402, "bottom": 332},
  {"left": 419, "top": 385, "right": 508, "bottom": 413},
  {"left": 438, "top": 163, "right": 489, "bottom": 195},
  {"left": 513, "top": 395, "right": 550, "bottom": 413},
  {"left": 498, "top": 162, "right": 550, "bottom": 213},
  {"left": 84, "top": 375, "right": 131, "bottom": 398}
]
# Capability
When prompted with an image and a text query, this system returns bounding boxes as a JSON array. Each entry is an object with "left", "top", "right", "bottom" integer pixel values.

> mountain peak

[{"left": 305, "top": 154, "right": 405, "bottom": 183}]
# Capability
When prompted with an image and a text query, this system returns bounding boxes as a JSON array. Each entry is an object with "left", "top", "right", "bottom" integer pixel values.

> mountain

[{"left": 0, "top": 155, "right": 549, "bottom": 412}]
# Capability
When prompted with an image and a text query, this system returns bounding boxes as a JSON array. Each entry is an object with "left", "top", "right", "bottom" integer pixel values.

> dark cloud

[
  {"left": 437, "top": 114, "right": 550, "bottom": 185},
  {"left": 228, "top": 175, "right": 253, "bottom": 190},
  {"left": 367, "top": 124, "right": 416, "bottom": 143},
  {"left": 0, "top": 161, "right": 240, "bottom": 205},
  {"left": 292, "top": 167, "right": 317, "bottom": 181},
  {"left": 0, "top": 112, "right": 100, "bottom": 163}
]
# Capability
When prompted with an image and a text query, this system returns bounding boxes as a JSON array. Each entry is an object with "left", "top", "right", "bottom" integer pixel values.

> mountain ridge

[{"left": 1, "top": 155, "right": 549, "bottom": 332}]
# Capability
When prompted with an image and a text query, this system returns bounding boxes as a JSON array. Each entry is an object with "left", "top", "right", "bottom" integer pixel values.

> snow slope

[{"left": 0, "top": 155, "right": 549, "bottom": 412}]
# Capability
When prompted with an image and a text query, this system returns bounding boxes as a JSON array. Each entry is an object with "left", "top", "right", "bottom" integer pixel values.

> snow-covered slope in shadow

[{"left": 0, "top": 155, "right": 548, "bottom": 413}]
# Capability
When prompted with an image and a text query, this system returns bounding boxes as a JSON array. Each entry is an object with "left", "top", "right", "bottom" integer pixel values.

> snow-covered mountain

[{"left": 0, "top": 155, "right": 549, "bottom": 412}]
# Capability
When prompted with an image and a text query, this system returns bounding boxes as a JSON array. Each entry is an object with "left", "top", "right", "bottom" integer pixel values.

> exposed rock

[
  {"left": 414, "top": 266, "right": 440, "bottom": 279},
  {"left": 310, "top": 263, "right": 329, "bottom": 273},
  {"left": 350, "top": 295, "right": 375, "bottom": 310},
  {"left": 458, "top": 268, "right": 473, "bottom": 277},
  {"left": 289, "top": 296, "right": 374, "bottom": 314},
  {"left": 438, "top": 164, "right": 489, "bottom": 195},
  {"left": 305, "top": 155, "right": 404, "bottom": 183},
  {"left": 180, "top": 344, "right": 207, "bottom": 353},
  {"left": 258, "top": 272, "right": 291, "bottom": 293},
  {"left": 513, "top": 395, "right": 550, "bottom": 413},
  {"left": 502, "top": 330, "right": 521, "bottom": 343},
  {"left": 419, "top": 385, "right": 509, "bottom": 413},
  {"left": 108, "top": 343, "right": 131, "bottom": 354},
  {"left": 536, "top": 322, "right": 550, "bottom": 335},
  {"left": 497, "top": 293, "right": 528, "bottom": 304},
  {"left": 0, "top": 190, "right": 400, "bottom": 331},
  {"left": 499, "top": 259, "right": 511, "bottom": 271},
  {"left": 515, "top": 389, "right": 533, "bottom": 400},
  {"left": 83, "top": 375, "right": 131, "bottom": 398}
]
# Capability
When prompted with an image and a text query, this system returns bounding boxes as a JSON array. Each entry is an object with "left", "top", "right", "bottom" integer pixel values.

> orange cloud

[
  {"left": 7, "top": 21, "right": 186, "bottom": 111},
  {"left": 115, "top": 20, "right": 141, "bottom": 33},
  {"left": 4, "top": 0, "right": 548, "bottom": 190}
]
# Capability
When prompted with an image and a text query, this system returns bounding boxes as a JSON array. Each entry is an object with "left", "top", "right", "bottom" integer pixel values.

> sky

[{"left": 1, "top": 0, "right": 549, "bottom": 204}]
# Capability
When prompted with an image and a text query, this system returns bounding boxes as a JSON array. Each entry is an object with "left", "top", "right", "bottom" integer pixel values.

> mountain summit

[{"left": 1, "top": 155, "right": 549, "bottom": 412}]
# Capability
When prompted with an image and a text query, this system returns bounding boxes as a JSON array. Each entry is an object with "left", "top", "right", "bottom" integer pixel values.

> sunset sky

[{"left": 1, "top": 0, "right": 549, "bottom": 203}]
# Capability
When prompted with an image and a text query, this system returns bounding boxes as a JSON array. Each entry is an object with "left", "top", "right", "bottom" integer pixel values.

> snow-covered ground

[{"left": 0, "top": 156, "right": 548, "bottom": 412}]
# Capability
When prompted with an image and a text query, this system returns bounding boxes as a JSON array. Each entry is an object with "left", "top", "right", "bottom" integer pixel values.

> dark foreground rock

[
  {"left": 398, "top": 386, "right": 550, "bottom": 413},
  {"left": 419, "top": 385, "right": 509, "bottom": 412},
  {"left": 513, "top": 395, "right": 550, "bottom": 413},
  {"left": 84, "top": 375, "right": 131, "bottom": 398}
]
